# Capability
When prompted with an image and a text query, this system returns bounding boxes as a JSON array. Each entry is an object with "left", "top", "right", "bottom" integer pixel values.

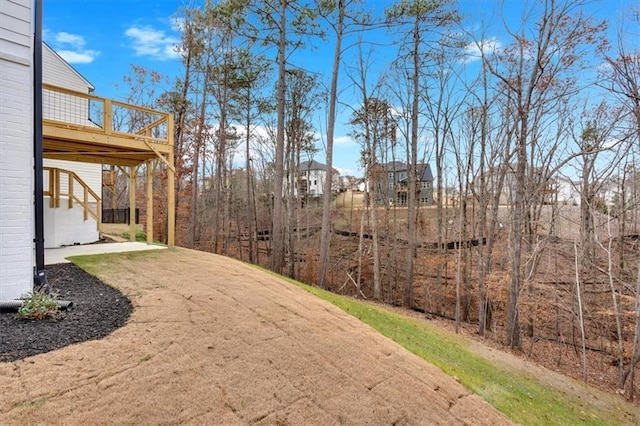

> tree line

[{"left": 106, "top": 0, "right": 640, "bottom": 397}]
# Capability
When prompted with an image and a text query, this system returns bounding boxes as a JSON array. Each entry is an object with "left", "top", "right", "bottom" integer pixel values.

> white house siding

[
  {"left": 42, "top": 43, "right": 101, "bottom": 247},
  {"left": 43, "top": 159, "right": 102, "bottom": 198},
  {"left": 42, "top": 43, "right": 94, "bottom": 126},
  {"left": 42, "top": 43, "right": 93, "bottom": 92},
  {"left": 305, "top": 170, "right": 325, "bottom": 196},
  {"left": 42, "top": 43, "right": 101, "bottom": 196},
  {"left": 0, "top": 0, "right": 34, "bottom": 299}
]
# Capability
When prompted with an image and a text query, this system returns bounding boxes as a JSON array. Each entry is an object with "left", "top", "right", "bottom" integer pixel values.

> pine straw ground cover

[
  {"left": 1, "top": 248, "right": 638, "bottom": 424},
  {"left": 0, "top": 249, "right": 511, "bottom": 425}
]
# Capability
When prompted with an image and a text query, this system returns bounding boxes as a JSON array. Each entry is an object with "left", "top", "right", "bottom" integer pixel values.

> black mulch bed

[{"left": 0, "top": 263, "right": 132, "bottom": 363}]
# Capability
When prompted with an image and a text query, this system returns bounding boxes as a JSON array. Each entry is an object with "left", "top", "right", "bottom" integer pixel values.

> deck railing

[
  {"left": 42, "top": 83, "right": 172, "bottom": 147},
  {"left": 43, "top": 167, "right": 101, "bottom": 227}
]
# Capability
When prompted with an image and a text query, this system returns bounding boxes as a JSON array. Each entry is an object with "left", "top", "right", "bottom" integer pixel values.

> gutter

[{"left": 33, "top": 0, "right": 48, "bottom": 291}]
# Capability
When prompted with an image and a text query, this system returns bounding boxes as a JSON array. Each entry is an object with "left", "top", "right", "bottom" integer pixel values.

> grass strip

[{"left": 291, "top": 281, "right": 621, "bottom": 426}]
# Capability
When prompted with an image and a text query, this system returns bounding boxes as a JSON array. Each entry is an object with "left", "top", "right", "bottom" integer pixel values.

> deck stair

[{"left": 42, "top": 167, "right": 101, "bottom": 248}]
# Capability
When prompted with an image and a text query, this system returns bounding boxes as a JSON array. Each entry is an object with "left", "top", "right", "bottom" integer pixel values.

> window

[{"left": 389, "top": 181, "right": 394, "bottom": 189}]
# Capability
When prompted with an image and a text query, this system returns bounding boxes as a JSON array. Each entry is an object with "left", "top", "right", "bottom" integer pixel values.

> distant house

[
  {"left": 555, "top": 177, "right": 581, "bottom": 206},
  {"left": 299, "top": 160, "right": 326, "bottom": 197},
  {"left": 472, "top": 164, "right": 558, "bottom": 206},
  {"left": 298, "top": 160, "right": 341, "bottom": 197},
  {"left": 369, "top": 162, "right": 434, "bottom": 206},
  {"left": 337, "top": 175, "right": 357, "bottom": 192}
]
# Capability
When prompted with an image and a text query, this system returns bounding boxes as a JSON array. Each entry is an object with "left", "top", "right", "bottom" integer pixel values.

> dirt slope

[{"left": 0, "top": 248, "right": 510, "bottom": 425}]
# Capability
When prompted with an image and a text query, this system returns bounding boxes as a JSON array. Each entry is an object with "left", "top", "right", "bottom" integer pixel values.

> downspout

[{"left": 33, "top": 0, "right": 48, "bottom": 291}]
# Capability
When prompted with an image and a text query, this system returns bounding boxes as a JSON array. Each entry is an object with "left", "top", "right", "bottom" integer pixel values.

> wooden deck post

[
  {"left": 54, "top": 168, "right": 60, "bottom": 208},
  {"left": 104, "top": 99, "right": 112, "bottom": 135},
  {"left": 129, "top": 165, "right": 137, "bottom": 242},
  {"left": 146, "top": 160, "right": 154, "bottom": 245},
  {"left": 167, "top": 150, "right": 175, "bottom": 248},
  {"left": 167, "top": 114, "right": 175, "bottom": 248}
]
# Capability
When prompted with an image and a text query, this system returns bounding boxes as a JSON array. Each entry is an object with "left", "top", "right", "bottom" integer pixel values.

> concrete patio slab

[{"left": 45, "top": 242, "right": 166, "bottom": 265}]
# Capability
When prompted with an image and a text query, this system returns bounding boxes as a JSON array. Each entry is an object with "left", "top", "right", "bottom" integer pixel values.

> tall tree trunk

[
  {"left": 189, "top": 85, "right": 207, "bottom": 249},
  {"left": 507, "top": 110, "right": 527, "bottom": 349},
  {"left": 404, "top": 16, "right": 420, "bottom": 309},
  {"left": 271, "top": 0, "right": 287, "bottom": 274},
  {"left": 245, "top": 91, "right": 256, "bottom": 263},
  {"left": 318, "top": 0, "right": 344, "bottom": 289}
]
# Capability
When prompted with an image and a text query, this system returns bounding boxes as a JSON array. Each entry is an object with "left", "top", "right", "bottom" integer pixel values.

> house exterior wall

[
  {"left": 43, "top": 202, "right": 99, "bottom": 248},
  {"left": 0, "top": 0, "right": 34, "bottom": 299},
  {"left": 41, "top": 42, "right": 101, "bottom": 246},
  {"left": 298, "top": 160, "right": 330, "bottom": 198},
  {"left": 304, "top": 169, "right": 325, "bottom": 196},
  {"left": 42, "top": 43, "right": 101, "bottom": 197},
  {"left": 42, "top": 44, "right": 93, "bottom": 126},
  {"left": 371, "top": 163, "right": 434, "bottom": 206},
  {"left": 43, "top": 159, "right": 101, "bottom": 196},
  {"left": 42, "top": 43, "right": 92, "bottom": 92}
]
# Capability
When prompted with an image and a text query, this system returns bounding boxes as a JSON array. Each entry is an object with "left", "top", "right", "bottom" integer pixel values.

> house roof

[
  {"left": 382, "top": 162, "right": 433, "bottom": 182},
  {"left": 383, "top": 161, "right": 406, "bottom": 172},
  {"left": 419, "top": 163, "right": 433, "bottom": 182},
  {"left": 300, "top": 160, "right": 327, "bottom": 171}
]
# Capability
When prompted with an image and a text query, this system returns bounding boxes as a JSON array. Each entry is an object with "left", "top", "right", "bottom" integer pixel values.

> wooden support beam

[
  {"left": 167, "top": 117, "right": 175, "bottom": 248},
  {"left": 146, "top": 160, "right": 155, "bottom": 245},
  {"left": 104, "top": 99, "right": 113, "bottom": 135},
  {"left": 83, "top": 186, "right": 89, "bottom": 221},
  {"left": 68, "top": 174, "right": 73, "bottom": 209},
  {"left": 117, "top": 165, "right": 130, "bottom": 179},
  {"left": 48, "top": 168, "right": 55, "bottom": 208},
  {"left": 54, "top": 168, "right": 60, "bottom": 208},
  {"left": 129, "top": 165, "right": 138, "bottom": 242},
  {"left": 143, "top": 140, "right": 175, "bottom": 172}
]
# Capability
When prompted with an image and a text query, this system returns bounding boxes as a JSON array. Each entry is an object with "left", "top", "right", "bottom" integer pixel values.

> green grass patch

[
  {"left": 13, "top": 398, "right": 47, "bottom": 409},
  {"left": 120, "top": 229, "right": 149, "bottom": 242},
  {"left": 281, "top": 279, "right": 625, "bottom": 425}
]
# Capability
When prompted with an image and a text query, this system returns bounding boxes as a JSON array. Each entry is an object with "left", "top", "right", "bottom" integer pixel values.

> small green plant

[
  {"left": 18, "top": 291, "right": 59, "bottom": 320},
  {"left": 120, "top": 229, "right": 148, "bottom": 242},
  {"left": 13, "top": 397, "right": 48, "bottom": 409}
]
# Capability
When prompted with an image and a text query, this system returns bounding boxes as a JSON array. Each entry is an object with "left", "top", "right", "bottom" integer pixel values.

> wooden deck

[
  {"left": 42, "top": 83, "right": 175, "bottom": 246},
  {"left": 42, "top": 83, "right": 173, "bottom": 167}
]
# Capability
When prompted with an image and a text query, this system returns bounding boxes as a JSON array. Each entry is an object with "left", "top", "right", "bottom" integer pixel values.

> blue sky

[{"left": 44, "top": 0, "right": 637, "bottom": 178}]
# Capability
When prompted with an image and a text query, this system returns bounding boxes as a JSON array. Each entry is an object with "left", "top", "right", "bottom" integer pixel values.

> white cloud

[
  {"left": 463, "top": 37, "right": 501, "bottom": 63},
  {"left": 124, "top": 25, "right": 180, "bottom": 61},
  {"left": 334, "top": 135, "right": 355, "bottom": 146},
  {"left": 56, "top": 50, "right": 99, "bottom": 64},
  {"left": 55, "top": 32, "right": 85, "bottom": 48},
  {"left": 47, "top": 30, "right": 100, "bottom": 64}
]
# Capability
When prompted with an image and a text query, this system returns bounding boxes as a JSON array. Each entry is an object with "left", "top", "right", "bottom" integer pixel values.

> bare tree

[
  {"left": 317, "top": 0, "right": 352, "bottom": 289},
  {"left": 480, "top": 0, "right": 607, "bottom": 347},
  {"left": 348, "top": 44, "right": 388, "bottom": 299},
  {"left": 386, "top": 0, "right": 457, "bottom": 308}
]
